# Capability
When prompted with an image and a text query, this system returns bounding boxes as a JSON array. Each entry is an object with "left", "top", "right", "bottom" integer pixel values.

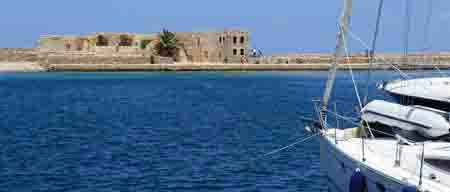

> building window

[
  {"left": 240, "top": 49, "right": 245, "bottom": 56},
  {"left": 96, "top": 35, "right": 108, "bottom": 46},
  {"left": 233, "top": 49, "right": 237, "bottom": 56},
  {"left": 119, "top": 35, "right": 132, "bottom": 46},
  {"left": 219, "top": 37, "right": 222, "bottom": 44},
  {"left": 240, "top": 36, "right": 245, "bottom": 44},
  {"left": 233, "top": 36, "right": 237, "bottom": 44}
]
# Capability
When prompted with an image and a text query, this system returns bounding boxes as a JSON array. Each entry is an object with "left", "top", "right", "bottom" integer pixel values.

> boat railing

[
  {"left": 383, "top": 77, "right": 450, "bottom": 91},
  {"left": 311, "top": 98, "right": 361, "bottom": 130}
]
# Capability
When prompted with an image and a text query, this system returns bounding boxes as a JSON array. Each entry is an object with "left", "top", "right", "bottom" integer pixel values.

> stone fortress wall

[
  {"left": 36, "top": 32, "right": 167, "bottom": 65},
  {"left": 0, "top": 48, "right": 172, "bottom": 65},
  {"left": 0, "top": 48, "right": 38, "bottom": 62},
  {"left": 36, "top": 30, "right": 251, "bottom": 64},
  {"left": 38, "top": 52, "right": 154, "bottom": 65},
  {"left": 252, "top": 52, "right": 450, "bottom": 65},
  {"left": 2, "top": 47, "right": 450, "bottom": 66},
  {"left": 3, "top": 27, "right": 450, "bottom": 66}
]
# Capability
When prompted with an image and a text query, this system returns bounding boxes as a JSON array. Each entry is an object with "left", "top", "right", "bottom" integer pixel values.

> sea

[{"left": 0, "top": 71, "right": 423, "bottom": 191}]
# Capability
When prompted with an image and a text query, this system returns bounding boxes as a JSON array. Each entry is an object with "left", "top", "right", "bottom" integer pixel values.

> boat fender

[
  {"left": 349, "top": 168, "right": 367, "bottom": 192},
  {"left": 377, "top": 82, "right": 385, "bottom": 90},
  {"left": 402, "top": 186, "right": 418, "bottom": 192}
]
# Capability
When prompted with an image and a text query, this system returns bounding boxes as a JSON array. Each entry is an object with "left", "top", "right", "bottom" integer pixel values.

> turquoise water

[{"left": 0, "top": 71, "right": 401, "bottom": 191}]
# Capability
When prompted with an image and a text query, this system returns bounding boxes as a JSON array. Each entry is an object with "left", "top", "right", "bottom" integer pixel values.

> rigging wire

[
  {"left": 340, "top": 27, "right": 375, "bottom": 138},
  {"left": 341, "top": 32, "right": 363, "bottom": 110},
  {"left": 346, "top": 30, "right": 443, "bottom": 104},
  {"left": 403, "top": 0, "right": 415, "bottom": 106},
  {"left": 323, "top": 108, "right": 397, "bottom": 138},
  {"left": 259, "top": 132, "right": 321, "bottom": 159},
  {"left": 423, "top": 0, "right": 433, "bottom": 52},
  {"left": 347, "top": 31, "right": 446, "bottom": 100},
  {"left": 403, "top": 0, "right": 412, "bottom": 65},
  {"left": 422, "top": 0, "right": 433, "bottom": 67},
  {"left": 364, "top": 0, "right": 385, "bottom": 105},
  {"left": 421, "top": 0, "right": 446, "bottom": 77},
  {"left": 347, "top": 30, "right": 411, "bottom": 79},
  {"left": 323, "top": 109, "right": 360, "bottom": 123}
]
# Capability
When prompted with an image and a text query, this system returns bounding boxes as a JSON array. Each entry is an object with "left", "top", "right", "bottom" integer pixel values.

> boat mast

[
  {"left": 321, "top": 0, "right": 353, "bottom": 127},
  {"left": 364, "top": 0, "right": 385, "bottom": 105}
]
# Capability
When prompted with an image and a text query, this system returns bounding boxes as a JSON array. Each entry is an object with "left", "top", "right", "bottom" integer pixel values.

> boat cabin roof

[{"left": 383, "top": 78, "right": 450, "bottom": 103}]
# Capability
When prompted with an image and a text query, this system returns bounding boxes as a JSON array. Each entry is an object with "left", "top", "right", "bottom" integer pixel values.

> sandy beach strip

[{"left": 0, "top": 62, "right": 46, "bottom": 72}]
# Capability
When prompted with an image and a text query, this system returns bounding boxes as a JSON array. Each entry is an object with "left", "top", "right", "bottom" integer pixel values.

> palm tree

[{"left": 156, "top": 29, "right": 178, "bottom": 58}]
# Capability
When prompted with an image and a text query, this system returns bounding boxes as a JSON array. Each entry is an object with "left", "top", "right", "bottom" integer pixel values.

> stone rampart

[
  {"left": 0, "top": 48, "right": 38, "bottom": 62},
  {"left": 249, "top": 53, "right": 450, "bottom": 65},
  {"left": 38, "top": 52, "right": 173, "bottom": 65}
]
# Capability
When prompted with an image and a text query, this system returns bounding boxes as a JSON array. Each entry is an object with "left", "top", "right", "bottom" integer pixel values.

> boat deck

[{"left": 324, "top": 128, "right": 450, "bottom": 192}]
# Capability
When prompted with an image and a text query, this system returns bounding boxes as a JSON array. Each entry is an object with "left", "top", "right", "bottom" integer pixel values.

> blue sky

[{"left": 1, "top": 0, "right": 450, "bottom": 54}]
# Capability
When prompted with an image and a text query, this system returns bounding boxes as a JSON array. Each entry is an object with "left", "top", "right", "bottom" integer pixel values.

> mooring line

[{"left": 259, "top": 132, "right": 321, "bottom": 159}]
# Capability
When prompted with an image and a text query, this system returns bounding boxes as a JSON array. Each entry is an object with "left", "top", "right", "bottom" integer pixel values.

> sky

[{"left": 1, "top": 0, "right": 450, "bottom": 54}]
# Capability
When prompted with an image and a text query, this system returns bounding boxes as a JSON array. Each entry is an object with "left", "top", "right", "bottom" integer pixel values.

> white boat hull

[{"left": 320, "top": 135, "right": 411, "bottom": 192}]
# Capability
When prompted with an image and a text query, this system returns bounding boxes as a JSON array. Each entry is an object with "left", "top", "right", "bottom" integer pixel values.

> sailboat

[{"left": 312, "top": 0, "right": 450, "bottom": 191}]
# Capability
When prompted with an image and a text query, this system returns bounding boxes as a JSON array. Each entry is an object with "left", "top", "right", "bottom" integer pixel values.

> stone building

[
  {"left": 38, "top": 29, "right": 251, "bottom": 63},
  {"left": 176, "top": 30, "right": 250, "bottom": 63}
]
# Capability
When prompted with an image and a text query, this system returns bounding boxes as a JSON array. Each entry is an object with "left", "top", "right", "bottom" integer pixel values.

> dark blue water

[{"left": 0, "top": 71, "right": 401, "bottom": 192}]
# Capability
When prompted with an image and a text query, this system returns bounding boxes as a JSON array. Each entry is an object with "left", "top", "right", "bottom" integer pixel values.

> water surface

[{"left": 0, "top": 71, "right": 404, "bottom": 191}]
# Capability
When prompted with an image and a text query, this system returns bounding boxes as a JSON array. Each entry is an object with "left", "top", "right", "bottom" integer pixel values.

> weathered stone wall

[
  {"left": 38, "top": 52, "right": 173, "bottom": 64},
  {"left": 93, "top": 46, "right": 118, "bottom": 54},
  {"left": 176, "top": 30, "right": 250, "bottom": 63},
  {"left": 0, "top": 48, "right": 38, "bottom": 62},
  {"left": 247, "top": 55, "right": 332, "bottom": 64},
  {"left": 247, "top": 53, "right": 450, "bottom": 65},
  {"left": 39, "top": 33, "right": 158, "bottom": 54},
  {"left": 176, "top": 32, "right": 209, "bottom": 63},
  {"left": 221, "top": 30, "right": 250, "bottom": 63},
  {"left": 88, "top": 46, "right": 147, "bottom": 55}
]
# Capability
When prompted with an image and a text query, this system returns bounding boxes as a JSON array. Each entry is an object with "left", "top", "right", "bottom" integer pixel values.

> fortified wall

[
  {"left": 38, "top": 52, "right": 153, "bottom": 65},
  {"left": 0, "top": 48, "right": 173, "bottom": 65},
  {"left": 37, "top": 52, "right": 173, "bottom": 65},
  {"left": 37, "top": 30, "right": 251, "bottom": 64},
  {"left": 36, "top": 32, "right": 172, "bottom": 65},
  {"left": 0, "top": 48, "right": 38, "bottom": 62},
  {"left": 250, "top": 53, "right": 450, "bottom": 65},
  {"left": 2, "top": 48, "right": 450, "bottom": 66}
]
